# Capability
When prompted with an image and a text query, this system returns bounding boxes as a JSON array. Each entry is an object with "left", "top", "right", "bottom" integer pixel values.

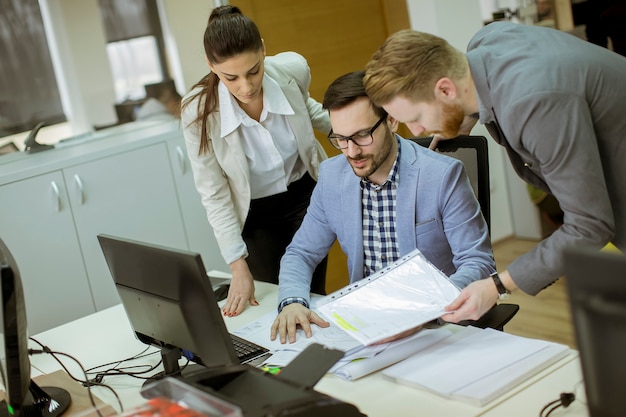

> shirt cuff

[{"left": 278, "top": 297, "right": 309, "bottom": 313}]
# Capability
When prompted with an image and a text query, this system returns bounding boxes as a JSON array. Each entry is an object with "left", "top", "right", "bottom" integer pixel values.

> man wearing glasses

[{"left": 270, "top": 71, "right": 495, "bottom": 344}]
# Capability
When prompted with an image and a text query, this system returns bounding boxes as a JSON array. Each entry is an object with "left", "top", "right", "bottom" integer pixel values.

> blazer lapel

[
  {"left": 341, "top": 164, "right": 365, "bottom": 282},
  {"left": 396, "top": 141, "right": 419, "bottom": 255},
  {"left": 281, "top": 79, "right": 309, "bottom": 136},
  {"left": 209, "top": 115, "right": 250, "bottom": 195}
]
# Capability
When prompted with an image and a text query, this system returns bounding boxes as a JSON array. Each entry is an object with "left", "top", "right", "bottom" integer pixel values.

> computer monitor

[
  {"left": 563, "top": 246, "right": 626, "bottom": 417},
  {"left": 0, "top": 238, "right": 71, "bottom": 417},
  {"left": 97, "top": 234, "right": 268, "bottom": 381}
]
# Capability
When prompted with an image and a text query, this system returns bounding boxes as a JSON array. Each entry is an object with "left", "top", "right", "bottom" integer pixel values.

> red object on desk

[{"left": 122, "top": 397, "right": 209, "bottom": 417}]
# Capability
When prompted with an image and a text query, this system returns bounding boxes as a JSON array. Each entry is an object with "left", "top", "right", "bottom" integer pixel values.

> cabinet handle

[
  {"left": 74, "top": 174, "right": 85, "bottom": 205},
  {"left": 51, "top": 181, "right": 61, "bottom": 212},
  {"left": 176, "top": 146, "right": 186, "bottom": 175}
]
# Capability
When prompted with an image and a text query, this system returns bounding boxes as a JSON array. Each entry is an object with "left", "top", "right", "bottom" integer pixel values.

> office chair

[{"left": 409, "top": 135, "right": 519, "bottom": 331}]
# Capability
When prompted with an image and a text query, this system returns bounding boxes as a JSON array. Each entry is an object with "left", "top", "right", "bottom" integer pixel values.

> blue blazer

[{"left": 278, "top": 137, "right": 495, "bottom": 303}]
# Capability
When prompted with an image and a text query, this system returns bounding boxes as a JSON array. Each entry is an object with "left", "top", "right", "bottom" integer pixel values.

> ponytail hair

[{"left": 182, "top": 5, "right": 263, "bottom": 155}]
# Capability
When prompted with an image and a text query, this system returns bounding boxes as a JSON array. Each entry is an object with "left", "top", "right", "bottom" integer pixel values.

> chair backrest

[
  {"left": 409, "top": 136, "right": 518, "bottom": 331},
  {"left": 409, "top": 136, "right": 491, "bottom": 234}
]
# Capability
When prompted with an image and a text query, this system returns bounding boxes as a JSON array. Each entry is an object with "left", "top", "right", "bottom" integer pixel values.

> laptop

[
  {"left": 97, "top": 234, "right": 270, "bottom": 370},
  {"left": 563, "top": 246, "right": 626, "bottom": 417}
]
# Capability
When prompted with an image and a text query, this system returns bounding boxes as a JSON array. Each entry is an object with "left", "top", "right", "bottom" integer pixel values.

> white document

[
  {"left": 382, "top": 326, "right": 571, "bottom": 406},
  {"left": 330, "top": 327, "right": 453, "bottom": 381},
  {"left": 230, "top": 309, "right": 363, "bottom": 366},
  {"left": 316, "top": 249, "right": 461, "bottom": 345}
]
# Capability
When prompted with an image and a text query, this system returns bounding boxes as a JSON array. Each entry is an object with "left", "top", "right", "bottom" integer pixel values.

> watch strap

[{"left": 491, "top": 273, "right": 510, "bottom": 296}]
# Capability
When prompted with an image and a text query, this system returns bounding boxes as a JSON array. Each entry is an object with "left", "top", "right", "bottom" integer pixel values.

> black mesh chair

[{"left": 409, "top": 135, "right": 519, "bottom": 331}]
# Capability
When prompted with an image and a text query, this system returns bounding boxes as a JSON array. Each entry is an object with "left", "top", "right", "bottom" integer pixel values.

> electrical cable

[
  {"left": 85, "top": 345, "right": 154, "bottom": 374},
  {"left": 83, "top": 345, "right": 192, "bottom": 383},
  {"left": 85, "top": 354, "right": 164, "bottom": 384},
  {"left": 539, "top": 392, "right": 576, "bottom": 417},
  {"left": 27, "top": 350, "right": 107, "bottom": 417},
  {"left": 28, "top": 336, "right": 193, "bottom": 414},
  {"left": 90, "top": 357, "right": 191, "bottom": 381},
  {"left": 29, "top": 337, "right": 124, "bottom": 414}
]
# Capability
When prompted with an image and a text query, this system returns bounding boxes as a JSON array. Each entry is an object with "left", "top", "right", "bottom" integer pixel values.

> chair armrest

[{"left": 468, "top": 303, "right": 520, "bottom": 331}]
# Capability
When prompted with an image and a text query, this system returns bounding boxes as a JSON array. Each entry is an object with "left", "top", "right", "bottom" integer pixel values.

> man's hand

[
  {"left": 428, "top": 115, "right": 478, "bottom": 150},
  {"left": 428, "top": 134, "right": 446, "bottom": 150},
  {"left": 440, "top": 277, "right": 500, "bottom": 323},
  {"left": 223, "top": 258, "right": 258, "bottom": 317},
  {"left": 270, "top": 303, "right": 330, "bottom": 344}
]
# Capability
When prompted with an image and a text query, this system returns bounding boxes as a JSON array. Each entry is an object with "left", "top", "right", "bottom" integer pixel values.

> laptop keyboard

[{"left": 231, "top": 334, "right": 269, "bottom": 363}]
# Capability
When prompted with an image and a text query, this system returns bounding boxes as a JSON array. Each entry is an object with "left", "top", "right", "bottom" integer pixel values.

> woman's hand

[{"left": 223, "top": 257, "right": 259, "bottom": 317}]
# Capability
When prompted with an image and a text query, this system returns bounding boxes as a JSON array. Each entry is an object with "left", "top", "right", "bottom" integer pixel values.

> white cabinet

[
  {"left": 166, "top": 138, "right": 229, "bottom": 272},
  {"left": 0, "top": 122, "right": 228, "bottom": 332},
  {"left": 0, "top": 171, "right": 96, "bottom": 334},
  {"left": 65, "top": 143, "right": 189, "bottom": 311}
]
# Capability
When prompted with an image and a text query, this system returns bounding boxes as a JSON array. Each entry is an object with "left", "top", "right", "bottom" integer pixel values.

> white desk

[{"left": 29, "top": 282, "right": 589, "bottom": 417}]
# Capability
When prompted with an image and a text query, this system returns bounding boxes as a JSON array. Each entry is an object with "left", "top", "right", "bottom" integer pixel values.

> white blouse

[{"left": 217, "top": 74, "right": 306, "bottom": 199}]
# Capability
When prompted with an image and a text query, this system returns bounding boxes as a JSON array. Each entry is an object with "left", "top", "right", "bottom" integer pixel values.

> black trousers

[{"left": 242, "top": 173, "right": 327, "bottom": 295}]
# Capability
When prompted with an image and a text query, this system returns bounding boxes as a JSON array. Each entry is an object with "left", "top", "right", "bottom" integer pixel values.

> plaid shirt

[
  {"left": 278, "top": 141, "right": 402, "bottom": 313},
  {"left": 361, "top": 143, "right": 400, "bottom": 277}
]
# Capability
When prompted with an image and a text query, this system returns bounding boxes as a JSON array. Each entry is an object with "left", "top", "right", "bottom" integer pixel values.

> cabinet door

[
  {"left": 0, "top": 171, "right": 95, "bottom": 333},
  {"left": 64, "top": 143, "right": 188, "bottom": 310},
  {"left": 167, "top": 137, "right": 228, "bottom": 272}
]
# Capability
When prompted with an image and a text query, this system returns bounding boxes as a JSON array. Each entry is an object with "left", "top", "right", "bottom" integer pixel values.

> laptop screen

[{"left": 563, "top": 246, "right": 626, "bottom": 417}]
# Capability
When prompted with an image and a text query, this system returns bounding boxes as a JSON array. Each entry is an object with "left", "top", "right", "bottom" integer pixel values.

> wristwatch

[{"left": 491, "top": 273, "right": 510, "bottom": 300}]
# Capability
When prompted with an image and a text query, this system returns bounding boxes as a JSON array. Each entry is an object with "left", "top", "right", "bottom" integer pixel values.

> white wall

[
  {"left": 406, "top": 0, "right": 484, "bottom": 51},
  {"left": 158, "top": 0, "right": 209, "bottom": 93},
  {"left": 44, "top": 0, "right": 117, "bottom": 129},
  {"left": 471, "top": 125, "right": 516, "bottom": 242}
]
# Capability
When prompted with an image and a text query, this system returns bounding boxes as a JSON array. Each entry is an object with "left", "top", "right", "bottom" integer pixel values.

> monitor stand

[
  {"left": 0, "top": 381, "right": 71, "bottom": 417},
  {"left": 140, "top": 346, "right": 205, "bottom": 393}
]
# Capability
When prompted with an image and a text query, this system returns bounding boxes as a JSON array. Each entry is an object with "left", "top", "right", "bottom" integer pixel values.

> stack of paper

[
  {"left": 329, "top": 328, "right": 453, "bottom": 381},
  {"left": 382, "top": 326, "right": 571, "bottom": 406}
]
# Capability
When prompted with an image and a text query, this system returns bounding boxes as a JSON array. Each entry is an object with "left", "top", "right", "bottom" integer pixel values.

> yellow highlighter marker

[{"left": 332, "top": 312, "right": 358, "bottom": 332}]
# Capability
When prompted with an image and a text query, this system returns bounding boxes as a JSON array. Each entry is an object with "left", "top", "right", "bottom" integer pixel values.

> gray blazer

[
  {"left": 467, "top": 22, "right": 626, "bottom": 294},
  {"left": 278, "top": 138, "right": 495, "bottom": 304}
]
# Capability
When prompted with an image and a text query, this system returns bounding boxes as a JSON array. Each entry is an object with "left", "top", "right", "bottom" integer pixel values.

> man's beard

[
  {"left": 425, "top": 102, "right": 466, "bottom": 139},
  {"left": 349, "top": 128, "right": 394, "bottom": 179}
]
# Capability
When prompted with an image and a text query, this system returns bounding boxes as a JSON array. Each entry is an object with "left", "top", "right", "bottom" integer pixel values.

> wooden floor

[{"left": 492, "top": 238, "right": 577, "bottom": 348}]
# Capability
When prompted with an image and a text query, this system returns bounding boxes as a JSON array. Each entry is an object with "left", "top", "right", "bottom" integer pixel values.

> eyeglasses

[{"left": 327, "top": 115, "right": 387, "bottom": 149}]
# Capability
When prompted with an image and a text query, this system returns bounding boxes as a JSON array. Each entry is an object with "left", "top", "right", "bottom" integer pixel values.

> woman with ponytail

[{"left": 181, "top": 5, "right": 329, "bottom": 317}]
